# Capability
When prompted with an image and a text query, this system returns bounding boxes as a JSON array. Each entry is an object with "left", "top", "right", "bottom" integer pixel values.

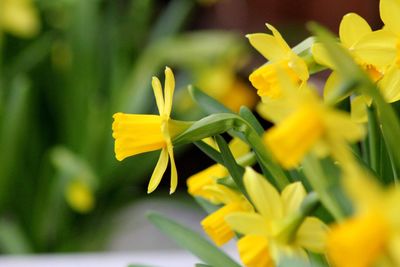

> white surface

[{"left": 0, "top": 251, "right": 207, "bottom": 267}]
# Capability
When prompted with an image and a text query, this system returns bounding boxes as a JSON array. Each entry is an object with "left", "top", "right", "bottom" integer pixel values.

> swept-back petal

[
  {"left": 225, "top": 212, "right": 270, "bottom": 237},
  {"left": 380, "top": 0, "right": 400, "bottom": 35},
  {"left": 339, "top": 13, "right": 372, "bottom": 48},
  {"left": 256, "top": 99, "right": 293, "bottom": 123},
  {"left": 378, "top": 65, "right": 400, "bottom": 103},
  {"left": 353, "top": 30, "right": 397, "bottom": 68},
  {"left": 350, "top": 95, "right": 368, "bottom": 123},
  {"left": 164, "top": 67, "right": 175, "bottom": 117},
  {"left": 147, "top": 148, "right": 169, "bottom": 193},
  {"left": 312, "top": 43, "right": 335, "bottom": 69},
  {"left": 246, "top": 33, "right": 288, "bottom": 61},
  {"left": 325, "top": 110, "right": 366, "bottom": 142},
  {"left": 243, "top": 167, "right": 283, "bottom": 220},
  {"left": 229, "top": 138, "right": 250, "bottom": 158},
  {"left": 152, "top": 77, "right": 165, "bottom": 115},
  {"left": 167, "top": 142, "right": 178, "bottom": 194},
  {"left": 281, "top": 182, "right": 306, "bottom": 216},
  {"left": 295, "top": 217, "right": 328, "bottom": 253},
  {"left": 266, "top": 23, "right": 291, "bottom": 51}
]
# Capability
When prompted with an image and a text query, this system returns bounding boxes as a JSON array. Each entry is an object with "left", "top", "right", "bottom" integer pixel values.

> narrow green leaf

[
  {"left": 0, "top": 218, "right": 32, "bottom": 254},
  {"left": 193, "top": 140, "right": 224, "bottom": 165},
  {"left": 149, "top": 0, "right": 195, "bottom": 42},
  {"left": 215, "top": 135, "right": 247, "bottom": 197},
  {"left": 195, "top": 197, "right": 220, "bottom": 214},
  {"left": 239, "top": 106, "right": 264, "bottom": 135},
  {"left": 189, "top": 86, "right": 232, "bottom": 115},
  {"left": 0, "top": 76, "right": 31, "bottom": 208},
  {"left": 148, "top": 212, "right": 241, "bottom": 267},
  {"left": 196, "top": 264, "right": 213, "bottom": 267}
]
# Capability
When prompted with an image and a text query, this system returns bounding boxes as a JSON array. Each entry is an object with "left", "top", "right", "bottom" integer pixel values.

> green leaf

[
  {"left": 189, "top": 86, "right": 232, "bottom": 115},
  {"left": 193, "top": 140, "right": 224, "bottom": 165},
  {"left": 195, "top": 264, "right": 213, "bottom": 267},
  {"left": 148, "top": 212, "right": 241, "bottom": 267},
  {"left": 194, "top": 197, "right": 220, "bottom": 214},
  {"left": 0, "top": 218, "right": 32, "bottom": 254},
  {"left": 238, "top": 106, "right": 264, "bottom": 136},
  {"left": 0, "top": 76, "right": 31, "bottom": 209},
  {"left": 215, "top": 135, "right": 247, "bottom": 198}
]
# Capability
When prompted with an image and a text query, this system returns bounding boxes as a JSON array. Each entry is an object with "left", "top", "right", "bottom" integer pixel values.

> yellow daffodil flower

[
  {"left": 195, "top": 67, "right": 257, "bottom": 112},
  {"left": 258, "top": 74, "right": 364, "bottom": 169},
  {"left": 226, "top": 168, "right": 328, "bottom": 266},
  {"left": 247, "top": 23, "right": 309, "bottom": 100},
  {"left": 187, "top": 138, "right": 253, "bottom": 246},
  {"left": 112, "top": 67, "right": 190, "bottom": 194},
  {"left": 327, "top": 172, "right": 400, "bottom": 267},
  {"left": 312, "top": 12, "right": 400, "bottom": 122},
  {"left": 0, "top": 0, "right": 40, "bottom": 38}
]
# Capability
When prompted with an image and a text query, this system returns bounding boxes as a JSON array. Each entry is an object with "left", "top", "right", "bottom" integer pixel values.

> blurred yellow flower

[
  {"left": 327, "top": 173, "right": 400, "bottom": 267},
  {"left": 65, "top": 180, "right": 95, "bottom": 213},
  {"left": 194, "top": 66, "right": 257, "bottom": 112},
  {"left": 226, "top": 168, "right": 328, "bottom": 265},
  {"left": 247, "top": 24, "right": 309, "bottom": 100},
  {"left": 237, "top": 235, "right": 275, "bottom": 267},
  {"left": 258, "top": 76, "right": 364, "bottom": 169},
  {"left": 380, "top": 0, "right": 400, "bottom": 67},
  {"left": 187, "top": 138, "right": 253, "bottom": 246},
  {"left": 113, "top": 67, "right": 189, "bottom": 194},
  {"left": 0, "top": 0, "right": 40, "bottom": 38},
  {"left": 313, "top": 11, "right": 400, "bottom": 122}
]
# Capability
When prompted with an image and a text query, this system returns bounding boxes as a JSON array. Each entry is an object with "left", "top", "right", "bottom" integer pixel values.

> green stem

[
  {"left": 302, "top": 156, "right": 345, "bottom": 220},
  {"left": 173, "top": 113, "right": 290, "bottom": 190},
  {"left": 367, "top": 106, "right": 379, "bottom": 173}
]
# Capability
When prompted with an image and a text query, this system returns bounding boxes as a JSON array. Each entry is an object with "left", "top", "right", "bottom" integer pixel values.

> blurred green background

[{"left": 0, "top": 0, "right": 379, "bottom": 254}]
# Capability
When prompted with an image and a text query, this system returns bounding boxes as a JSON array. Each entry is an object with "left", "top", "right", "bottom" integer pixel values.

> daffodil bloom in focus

[
  {"left": 312, "top": 12, "right": 400, "bottom": 122},
  {"left": 112, "top": 67, "right": 190, "bottom": 194},
  {"left": 247, "top": 24, "right": 309, "bottom": 100},
  {"left": 258, "top": 74, "right": 365, "bottom": 169},
  {"left": 226, "top": 168, "right": 328, "bottom": 266},
  {"left": 0, "top": 0, "right": 40, "bottom": 38},
  {"left": 187, "top": 138, "right": 253, "bottom": 246},
  {"left": 327, "top": 172, "right": 400, "bottom": 267}
]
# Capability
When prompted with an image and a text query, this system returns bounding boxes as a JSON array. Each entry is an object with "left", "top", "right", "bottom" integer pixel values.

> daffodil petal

[
  {"left": 229, "top": 138, "right": 250, "bottom": 158},
  {"left": 152, "top": 77, "right": 165, "bottom": 115},
  {"left": 164, "top": 66, "right": 175, "bottom": 116},
  {"left": 295, "top": 217, "right": 328, "bottom": 253},
  {"left": 378, "top": 65, "right": 400, "bottom": 103},
  {"left": 256, "top": 97, "right": 293, "bottom": 123},
  {"left": 325, "top": 110, "right": 366, "bottom": 142},
  {"left": 380, "top": 0, "right": 400, "bottom": 35},
  {"left": 147, "top": 148, "right": 169, "bottom": 194},
  {"left": 266, "top": 23, "right": 291, "bottom": 52},
  {"left": 353, "top": 29, "right": 398, "bottom": 68},
  {"left": 339, "top": 13, "right": 371, "bottom": 48},
  {"left": 243, "top": 167, "right": 283, "bottom": 220},
  {"left": 324, "top": 72, "right": 348, "bottom": 103},
  {"left": 281, "top": 182, "right": 306, "bottom": 215},
  {"left": 246, "top": 33, "right": 288, "bottom": 61},
  {"left": 225, "top": 212, "right": 270, "bottom": 237},
  {"left": 312, "top": 43, "right": 335, "bottom": 69},
  {"left": 167, "top": 143, "right": 178, "bottom": 194},
  {"left": 351, "top": 95, "right": 368, "bottom": 123}
]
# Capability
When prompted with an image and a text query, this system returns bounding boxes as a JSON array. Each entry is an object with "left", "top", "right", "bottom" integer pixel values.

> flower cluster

[{"left": 112, "top": 0, "right": 400, "bottom": 266}]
